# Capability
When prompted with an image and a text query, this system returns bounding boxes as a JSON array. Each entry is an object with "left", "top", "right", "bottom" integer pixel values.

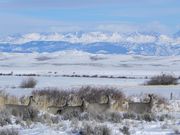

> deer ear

[{"left": 148, "top": 94, "right": 154, "bottom": 98}]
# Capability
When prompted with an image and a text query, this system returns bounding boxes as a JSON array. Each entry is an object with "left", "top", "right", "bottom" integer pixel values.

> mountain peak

[
  {"left": 0, "top": 31, "right": 169, "bottom": 44},
  {"left": 0, "top": 31, "right": 180, "bottom": 56}
]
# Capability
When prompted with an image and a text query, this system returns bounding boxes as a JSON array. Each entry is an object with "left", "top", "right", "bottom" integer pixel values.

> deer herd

[{"left": 1, "top": 93, "right": 156, "bottom": 116}]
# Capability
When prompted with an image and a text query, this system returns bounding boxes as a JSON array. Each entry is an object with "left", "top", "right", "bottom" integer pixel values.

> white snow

[
  {"left": 0, "top": 51, "right": 180, "bottom": 77},
  {"left": 1, "top": 32, "right": 180, "bottom": 45},
  {"left": 2, "top": 108, "right": 180, "bottom": 135},
  {"left": 0, "top": 52, "right": 180, "bottom": 135},
  {"left": 126, "top": 34, "right": 156, "bottom": 44}
]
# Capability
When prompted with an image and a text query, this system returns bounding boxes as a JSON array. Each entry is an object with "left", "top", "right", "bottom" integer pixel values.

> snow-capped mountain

[{"left": 0, "top": 32, "right": 180, "bottom": 56}]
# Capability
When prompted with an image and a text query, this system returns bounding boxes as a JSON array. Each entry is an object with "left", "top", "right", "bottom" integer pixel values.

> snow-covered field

[
  {"left": 1, "top": 100, "right": 180, "bottom": 135},
  {"left": 2, "top": 113, "right": 180, "bottom": 135},
  {"left": 0, "top": 76, "right": 180, "bottom": 100},
  {"left": 0, "top": 51, "right": 180, "bottom": 77},
  {"left": 0, "top": 52, "right": 180, "bottom": 135}
]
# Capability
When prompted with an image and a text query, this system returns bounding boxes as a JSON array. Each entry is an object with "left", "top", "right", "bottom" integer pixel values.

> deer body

[
  {"left": 47, "top": 98, "right": 85, "bottom": 115},
  {"left": 5, "top": 96, "right": 37, "bottom": 117},
  {"left": 127, "top": 94, "right": 154, "bottom": 114},
  {"left": 84, "top": 95, "right": 114, "bottom": 114},
  {"left": 128, "top": 102, "right": 152, "bottom": 113},
  {"left": 57, "top": 105, "right": 84, "bottom": 115},
  {"left": 85, "top": 102, "right": 110, "bottom": 114},
  {"left": 57, "top": 99, "right": 86, "bottom": 115},
  {"left": 47, "top": 105, "right": 66, "bottom": 114}
]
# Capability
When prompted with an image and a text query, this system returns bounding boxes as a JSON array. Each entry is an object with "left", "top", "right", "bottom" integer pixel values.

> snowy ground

[
  {"left": 0, "top": 51, "right": 180, "bottom": 77},
  {"left": 0, "top": 76, "right": 180, "bottom": 100},
  {"left": 1, "top": 101, "right": 180, "bottom": 135},
  {"left": 0, "top": 52, "right": 180, "bottom": 135}
]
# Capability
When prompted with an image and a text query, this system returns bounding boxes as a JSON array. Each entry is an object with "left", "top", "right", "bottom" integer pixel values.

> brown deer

[
  {"left": 56, "top": 97, "right": 86, "bottom": 115},
  {"left": 127, "top": 94, "right": 154, "bottom": 114},
  {"left": 83, "top": 95, "right": 116, "bottom": 114},
  {"left": 5, "top": 96, "right": 37, "bottom": 117}
]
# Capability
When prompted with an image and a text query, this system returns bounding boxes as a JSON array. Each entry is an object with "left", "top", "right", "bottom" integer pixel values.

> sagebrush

[
  {"left": 146, "top": 74, "right": 178, "bottom": 85},
  {"left": 0, "top": 128, "right": 19, "bottom": 135},
  {"left": 20, "top": 77, "right": 37, "bottom": 88}
]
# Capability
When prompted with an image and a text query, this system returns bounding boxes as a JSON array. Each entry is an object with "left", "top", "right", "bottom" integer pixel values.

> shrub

[
  {"left": 61, "top": 109, "right": 83, "bottom": 120},
  {"left": 35, "top": 113, "right": 60, "bottom": 124},
  {"left": 122, "top": 112, "right": 173, "bottom": 122},
  {"left": 78, "top": 112, "right": 122, "bottom": 123},
  {"left": 9, "top": 107, "right": 39, "bottom": 122},
  {"left": 32, "top": 88, "right": 69, "bottom": 106},
  {"left": 122, "top": 112, "right": 157, "bottom": 122},
  {"left": 20, "top": 77, "right": 37, "bottom": 88},
  {"left": 78, "top": 112, "right": 90, "bottom": 121},
  {"left": 79, "top": 123, "right": 111, "bottom": 135},
  {"left": 35, "top": 56, "right": 52, "bottom": 61},
  {"left": 173, "top": 127, "right": 180, "bottom": 134},
  {"left": 89, "top": 55, "right": 107, "bottom": 61},
  {"left": 77, "top": 86, "right": 125, "bottom": 103},
  {"left": 123, "top": 113, "right": 136, "bottom": 120},
  {"left": 90, "top": 112, "right": 122, "bottom": 123},
  {"left": 146, "top": 74, "right": 178, "bottom": 85},
  {"left": 137, "top": 113, "right": 156, "bottom": 122},
  {"left": 107, "top": 112, "right": 122, "bottom": 123},
  {"left": 60, "top": 110, "right": 123, "bottom": 123},
  {"left": 157, "top": 114, "right": 173, "bottom": 121},
  {"left": 0, "top": 110, "right": 12, "bottom": 126},
  {"left": 0, "top": 128, "right": 19, "bottom": 135},
  {"left": 120, "top": 126, "right": 130, "bottom": 135}
]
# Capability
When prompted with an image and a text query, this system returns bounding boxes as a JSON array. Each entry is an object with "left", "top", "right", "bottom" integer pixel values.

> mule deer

[
  {"left": 47, "top": 102, "right": 66, "bottom": 114},
  {"left": 127, "top": 94, "right": 154, "bottom": 114},
  {"left": 83, "top": 95, "right": 115, "bottom": 114},
  {"left": 56, "top": 97, "right": 86, "bottom": 115},
  {"left": 5, "top": 96, "right": 37, "bottom": 118}
]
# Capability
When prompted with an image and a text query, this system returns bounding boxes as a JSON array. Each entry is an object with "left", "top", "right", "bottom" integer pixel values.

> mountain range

[{"left": 0, "top": 32, "right": 180, "bottom": 56}]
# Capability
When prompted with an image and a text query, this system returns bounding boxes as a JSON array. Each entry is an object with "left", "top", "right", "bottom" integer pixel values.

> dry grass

[
  {"left": 0, "top": 90, "right": 19, "bottom": 106},
  {"left": 0, "top": 90, "right": 7, "bottom": 107}
]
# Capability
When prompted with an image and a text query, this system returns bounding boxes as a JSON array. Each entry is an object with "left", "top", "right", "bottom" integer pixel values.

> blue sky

[{"left": 0, "top": 0, "right": 180, "bottom": 35}]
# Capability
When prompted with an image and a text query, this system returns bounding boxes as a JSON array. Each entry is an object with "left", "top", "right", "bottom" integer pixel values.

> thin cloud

[
  {"left": 0, "top": 0, "right": 119, "bottom": 9},
  {"left": 1, "top": 0, "right": 179, "bottom": 9},
  {"left": 96, "top": 22, "right": 170, "bottom": 34}
]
